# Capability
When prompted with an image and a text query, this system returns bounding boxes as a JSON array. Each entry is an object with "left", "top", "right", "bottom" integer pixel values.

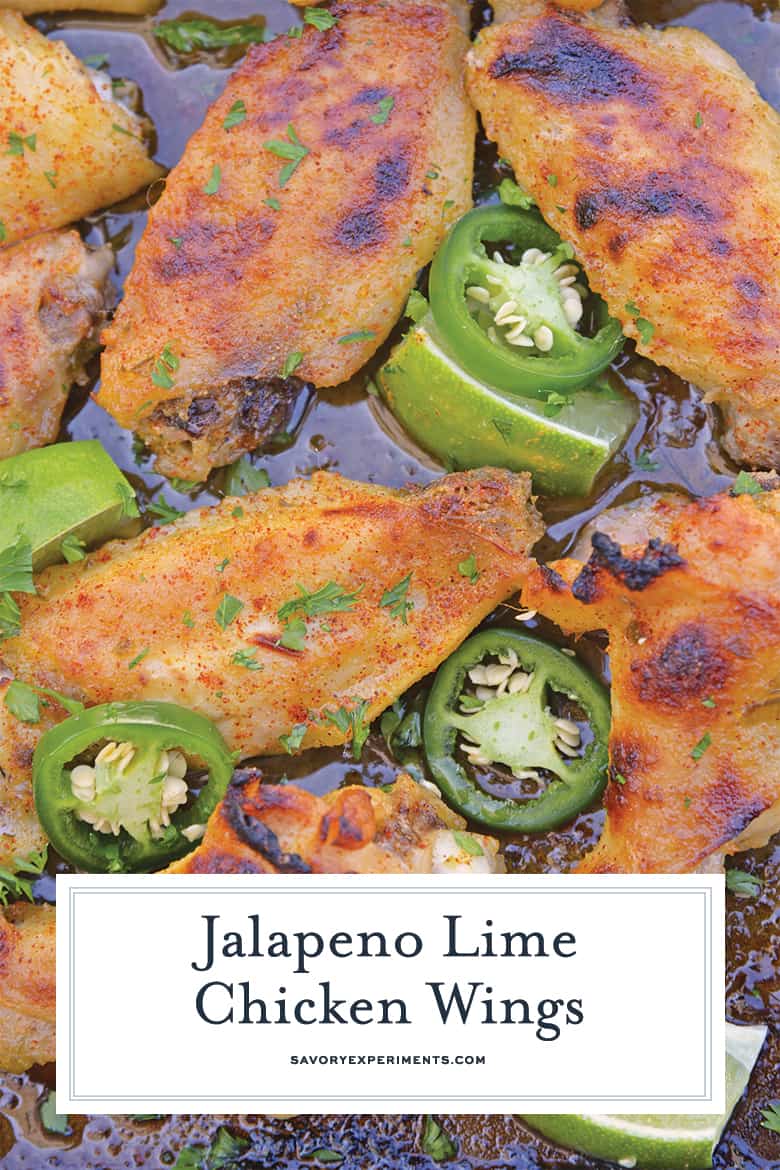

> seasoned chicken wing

[
  {"left": 467, "top": 1, "right": 780, "bottom": 470},
  {"left": 0, "top": 469, "right": 540, "bottom": 866},
  {"left": 0, "top": 903, "right": 55, "bottom": 1074},
  {"left": 99, "top": 0, "right": 474, "bottom": 479},
  {"left": 0, "top": 231, "right": 113, "bottom": 458},
  {"left": 0, "top": 12, "right": 161, "bottom": 248},
  {"left": 168, "top": 772, "right": 502, "bottom": 875},
  {"left": 524, "top": 488, "right": 780, "bottom": 873}
]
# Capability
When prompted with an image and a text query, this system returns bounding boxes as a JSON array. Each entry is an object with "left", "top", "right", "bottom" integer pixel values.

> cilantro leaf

[
  {"left": 39, "top": 1091, "right": 70, "bottom": 1136},
  {"left": 760, "top": 1102, "right": 780, "bottom": 1135},
  {"left": 0, "top": 592, "right": 21, "bottom": 640},
  {"left": 0, "top": 532, "right": 34, "bottom": 594},
  {"left": 634, "top": 451, "right": 660, "bottom": 472},
  {"left": 323, "top": 699, "right": 371, "bottom": 760},
  {"left": 304, "top": 8, "right": 338, "bottom": 31},
  {"left": 223, "top": 100, "right": 247, "bottom": 131},
  {"left": 232, "top": 648, "right": 263, "bottom": 671},
  {"left": 380, "top": 573, "right": 413, "bottom": 624},
  {"left": 147, "top": 495, "right": 184, "bottom": 525},
  {"left": 338, "top": 330, "right": 375, "bottom": 344},
  {"left": 278, "top": 581, "right": 364, "bottom": 622},
  {"left": 116, "top": 480, "right": 140, "bottom": 519},
  {"left": 61, "top": 534, "right": 87, "bottom": 563},
  {"left": 205, "top": 1126, "right": 250, "bottom": 1170},
  {"left": 405, "top": 289, "right": 428, "bottom": 323},
  {"left": 282, "top": 351, "right": 304, "bottom": 378},
  {"left": 732, "top": 470, "right": 763, "bottom": 497},
  {"left": 204, "top": 164, "right": 222, "bottom": 195},
  {"left": 4, "top": 680, "right": 40, "bottom": 724},
  {"left": 457, "top": 554, "right": 479, "bottom": 584},
  {"left": 264, "top": 123, "right": 309, "bottom": 188},
  {"left": 452, "top": 830, "right": 483, "bottom": 856},
  {"left": 215, "top": 593, "right": 244, "bottom": 630},
  {"left": 224, "top": 457, "right": 270, "bottom": 496},
  {"left": 279, "top": 616, "right": 307, "bottom": 651},
  {"left": 690, "top": 731, "right": 711, "bottom": 761},
  {"left": 371, "top": 95, "right": 395, "bottom": 125},
  {"left": 128, "top": 647, "right": 150, "bottom": 670},
  {"left": 153, "top": 18, "right": 268, "bottom": 54}
]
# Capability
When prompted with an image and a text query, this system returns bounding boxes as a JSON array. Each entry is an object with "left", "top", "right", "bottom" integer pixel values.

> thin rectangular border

[{"left": 63, "top": 880, "right": 718, "bottom": 1106}]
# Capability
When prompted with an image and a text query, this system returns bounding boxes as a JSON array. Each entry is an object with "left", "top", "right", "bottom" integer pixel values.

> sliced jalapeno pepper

[
  {"left": 428, "top": 205, "right": 624, "bottom": 400},
  {"left": 32, "top": 700, "right": 235, "bottom": 873},
  {"left": 423, "top": 629, "right": 610, "bottom": 832}
]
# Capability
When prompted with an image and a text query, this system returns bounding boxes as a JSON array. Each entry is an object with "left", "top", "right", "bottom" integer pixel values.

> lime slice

[
  {"left": 0, "top": 440, "right": 137, "bottom": 569},
  {"left": 519, "top": 1022, "right": 767, "bottom": 1170},
  {"left": 377, "top": 316, "right": 637, "bottom": 496}
]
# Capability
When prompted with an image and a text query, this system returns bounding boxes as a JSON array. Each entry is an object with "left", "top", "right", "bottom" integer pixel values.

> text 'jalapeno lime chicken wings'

[
  {"left": 468, "top": 0, "right": 780, "bottom": 470},
  {"left": 98, "top": 0, "right": 474, "bottom": 479},
  {"left": 524, "top": 485, "right": 780, "bottom": 874}
]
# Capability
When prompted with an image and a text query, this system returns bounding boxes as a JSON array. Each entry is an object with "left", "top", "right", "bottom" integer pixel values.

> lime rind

[
  {"left": 519, "top": 1023, "right": 767, "bottom": 1170},
  {"left": 377, "top": 316, "right": 636, "bottom": 496}
]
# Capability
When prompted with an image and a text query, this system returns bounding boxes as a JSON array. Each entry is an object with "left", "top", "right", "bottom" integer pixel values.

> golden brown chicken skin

[
  {"left": 168, "top": 773, "right": 502, "bottom": 875},
  {"left": 0, "top": 469, "right": 540, "bottom": 868},
  {"left": 523, "top": 487, "right": 780, "bottom": 873},
  {"left": 0, "top": 11, "right": 161, "bottom": 247},
  {"left": 467, "top": 1, "right": 780, "bottom": 470},
  {"left": 98, "top": 0, "right": 474, "bottom": 479},
  {"left": 0, "top": 231, "right": 113, "bottom": 458},
  {"left": 0, "top": 903, "right": 55, "bottom": 1074}
]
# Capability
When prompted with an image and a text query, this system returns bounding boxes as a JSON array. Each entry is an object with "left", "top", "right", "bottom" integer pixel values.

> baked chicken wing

[
  {"left": 467, "top": 0, "right": 780, "bottom": 470},
  {"left": 0, "top": 11, "right": 161, "bottom": 247},
  {"left": 523, "top": 487, "right": 780, "bottom": 872},
  {"left": 0, "top": 902, "right": 55, "bottom": 1074},
  {"left": 98, "top": 0, "right": 474, "bottom": 478},
  {"left": 0, "top": 231, "right": 113, "bottom": 458},
  {"left": 0, "top": 469, "right": 540, "bottom": 867},
  {"left": 168, "top": 772, "right": 502, "bottom": 875}
]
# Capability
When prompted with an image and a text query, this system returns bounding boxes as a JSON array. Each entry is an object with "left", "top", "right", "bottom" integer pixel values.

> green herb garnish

[
  {"left": 380, "top": 573, "right": 413, "bottom": 624},
  {"left": 223, "top": 100, "right": 247, "bottom": 131},
  {"left": 421, "top": 1115, "right": 457, "bottom": 1162},
  {"left": 153, "top": 18, "right": 268, "bottom": 54},
  {"left": 264, "top": 123, "right": 309, "bottom": 188},
  {"left": 371, "top": 96, "right": 395, "bottom": 125},
  {"left": 279, "top": 722, "right": 307, "bottom": 754},
  {"left": 61, "top": 534, "right": 87, "bottom": 563},
  {"left": 215, "top": 593, "right": 244, "bottom": 630},
  {"left": 457, "top": 554, "right": 479, "bottom": 584}
]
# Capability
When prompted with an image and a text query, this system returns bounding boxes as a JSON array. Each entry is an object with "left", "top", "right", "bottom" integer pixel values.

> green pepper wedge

[
  {"left": 32, "top": 700, "right": 235, "bottom": 873},
  {"left": 423, "top": 629, "right": 610, "bottom": 832},
  {"left": 428, "top": 205, "right": 624, "bottom": 400}
]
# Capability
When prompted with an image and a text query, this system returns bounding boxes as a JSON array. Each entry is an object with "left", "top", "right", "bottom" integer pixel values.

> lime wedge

[
  {"left": 519, "top": 1022, "right": 767, "bottom": 1170},
  {"left": 377, "top": 316, "right": 636, "bottom": 496},
  {"left": 0, "top": 440, "right": 137, "bottom": 569}
]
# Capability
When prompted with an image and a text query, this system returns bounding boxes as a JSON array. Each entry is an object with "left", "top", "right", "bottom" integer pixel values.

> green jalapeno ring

[
  {"left": 422, "top": 629, "right": 611, "bottom": 833},
  {"left": 428, "top": 205, "right": 624, "bottom": 401},
  {"left": 32, "top": 700, "right": 235, "bottom": 873}
]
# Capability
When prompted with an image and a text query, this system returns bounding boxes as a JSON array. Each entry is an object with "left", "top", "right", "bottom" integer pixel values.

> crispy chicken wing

[
  {"left": 0, "top": 903, "right": 55, "bottom": 1074},
  {"left": 99, "top": 0, "right": 474, "bottom": 479},
  {"left": 0, "top": 469, "right": 540, "bottom": 867},
  {"left": 524, "top": 488, "right": 780, "bottom": 872},
  {"left": 0, "top": 12, "right": 161, "bottom": 248},
  {"left": 0, "top": 231, "right": 113, "bottom": 458},
  {"left": 168, "top": 772, "right": 502, "bottom": 875},
  {"left": 467, "top": 1, "right": 780, "bottom": 469}
]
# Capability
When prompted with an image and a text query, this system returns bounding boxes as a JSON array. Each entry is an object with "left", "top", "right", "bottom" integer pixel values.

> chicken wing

[
  {"left": 0, "top": 231, "right": 113, "bottom": 458},
  {"left": 0, "top": 902, "right": 55, "bottom": 1074},
  {"left": 98, "top": 0, "right": 474, "bottom": 479},
  {"left": 467, "top": 1, "right": 780, "bottom": 470},
  {"left": 0, "top": 11, "right": 161, "bottom": 248},
  {"left": 0, "top": 469, "right": 540, "bottom": 864},
  {"left": 168, "top": 772, "right": 502, "bottom": 875},
  {"left": 523, "top": 487, "right": 780, "bottom": 872}
]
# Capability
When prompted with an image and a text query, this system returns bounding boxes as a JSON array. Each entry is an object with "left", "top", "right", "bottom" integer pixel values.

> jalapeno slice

[
  {"left": 428, "top": 205, "right": 624, "bottom": 401},
  {"left": 423, "top": 629, "right": 610, "bottom": 832},
  {"left": 32, "top": 700, "right": 235, "bottom": 872}
]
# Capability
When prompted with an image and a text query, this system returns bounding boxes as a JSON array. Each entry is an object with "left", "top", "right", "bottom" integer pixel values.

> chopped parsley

[
  {"left": 44, "top": 170, "right": 57, "bottom": 188},
  {"left": 278, "top": 581, "right": 364, "bottom": 622},
  {"left": 264, "top": 196, "right": 281, "bottom": 211},
  {"left": 215, "top": 593, "right": 244, "bottom": 630},
  {"left": 0, "top": 847, "right": 48, "bottom": 909},
  {"left": 421, "top": 1115, "right": 457, "bottom": 1162},
  {"left": 304, "top": 7, "right": 339, "bottom": 30},
  {"left": 153, "top": 18, "right": 268, "bottom": 54},
  {"left": 380, "top": 572, "right": 413, "bottom": 624},
  {"left": 151, "top": 343, "right": 180, "bottom": 390},
  {"left": 279, "top": 616, "right": 307, "bottom": 651},
  {"left": 694, "top": 111, "right": 704, "bottom": 129},
  {"left": 224, "top": 457, "right": 270, "bottom": 496},
  {"left": 371, "top": 96, "right": 395, "bottom": 125},
  {"left": 204, "top": 164, "right": 222, "bottom": 195},
  {"left": 147, "top": 495, "right": 184, "bottom": 524},
  {"left": 405, "top": 290, "right": 428, "bottom": 323},
  {"left": 279, "top": 722, "right": 307, "bottom": 754},
  {"left": 264, "top": 123, "right": 309, "bottom": 188},
  {"left": 457, "top": 554, "right": 479, "bottom": 584},
  {"left": 231, "top": 648, "right": 263, "bottom": 671},
  {"left": 322, "top": 699, "right": 371, "bottom": 760},
  {"left": 223, "top": 100, "right": 247, "bottom": 131},
  {"left": 0, "top": 532, "right": 34, "bottom": 595},
  {"left": 128, "top": 647, "right": 150, "bottom": 670},
  {"left": 625, "top": 301, "right": 655, "bottom": 345},
  {"left": 182, "top": 610, "right": 195, "bottom": 628},
  {"left": 338, "top": 330, "right": 376, "bottom": 344},
  {"left": 215, "top": 557, "right": 230, "bottom": 574},
  {"left": 732, "top": 470, "right": 763, "bottom": 496},
  {"left": 282, "top": 351, "right": 304, "bottom": 377},
  {"left": 7, "top": 132, "right": 36, "bottom": 156},
  {"left": 61, "top": 534, "right": 87, "bottom": 563},
  {"left": 452, "top": 830, "right": 483, "bottom": 857},
  {"left": 725, "top": 868, "right": 762, "bottom": 898},
  {"left": 690, "top": 731, "right": 711, "bottom": 761}
]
